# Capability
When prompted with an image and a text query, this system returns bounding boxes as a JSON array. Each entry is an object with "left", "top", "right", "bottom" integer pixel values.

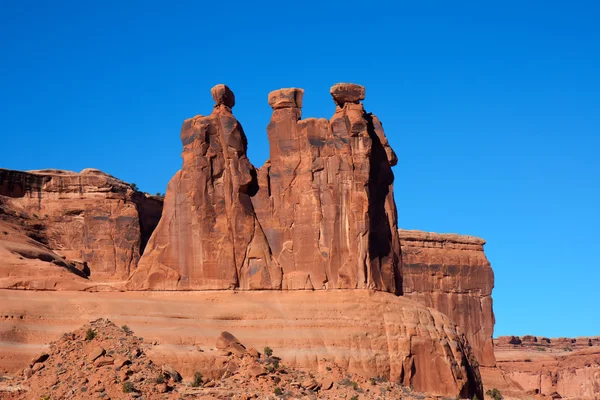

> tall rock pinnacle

[
  {"left": 128, "top": 83, "right": 401, "bottom": 293},
  {"left": 252, "top": 83, "right": 402, "bottom": 293},
  {"left": 128, "top": 85, "right": 281, "bottom": 290}
]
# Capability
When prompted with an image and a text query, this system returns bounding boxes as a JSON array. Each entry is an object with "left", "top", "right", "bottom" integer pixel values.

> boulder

[
  {"left": 161, "top": 364, "right": 182, "bottom": 382},
  {"left": 88, "top": 346, "right": 105, "bottom": 362}
]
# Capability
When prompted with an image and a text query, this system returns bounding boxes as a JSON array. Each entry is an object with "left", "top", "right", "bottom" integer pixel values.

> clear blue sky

[{"left": 1, "top": 1, "right": 598, "bottom": 338}]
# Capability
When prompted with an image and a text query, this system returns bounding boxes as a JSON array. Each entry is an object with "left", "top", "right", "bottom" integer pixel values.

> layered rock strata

[
  {"left": 0, "top": 168, "right": 162, "bottom": 286},
  {"left": 482, "top": 336, "right": 600, "bottom": 399},
  {"left": 0, "top": 289, "right": 483, "bottom": 398},
  {"left": 399, "top": 229, "right": 495, "bottom": 366}
]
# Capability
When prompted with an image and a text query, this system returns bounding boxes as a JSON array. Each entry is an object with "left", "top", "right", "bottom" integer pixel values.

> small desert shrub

[
  {"left": 274, "top": 387, "right": 283, "bottom": 396},
  {"left": 40, "top": 396, "right": 50, "bottom": 400},
  {"left": 192, "top": 371, "right": 203, "bottom": 387},
  {"left": 264, "top": 346, "right": 273, "bottom": 357},
  {"left": 535, "top": 347, "right": 546, "bottom": 352},
  {"left": 122, "top": 381, "right": 135, "bottom": 393},
  {"left": 351, "top": 381, "right": 359, "bottom": 390},
  {"left": 486, "top": 388, "right": 503, "bottom": 400},
  {"left": 155, "top": 373, "right": 166, "bottom": 384},
  {"left": 130, "top": 183, "right": 139, "bottom": 191},
  {"left": 121, "top": 325, "right": 131, "bottom": 334},
  {"left": 339, "top": 377, "right": 352, "bottom": 387},
  {"left": 350, "top": 396, "right": 359, "bottom": 400},
  {"left": 85, "top": 329, "right": 95, "bottom": 341}
]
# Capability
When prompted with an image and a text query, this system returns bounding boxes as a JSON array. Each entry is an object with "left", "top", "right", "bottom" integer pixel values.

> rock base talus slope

[
  {"left": 252, "top": 83, "right": 401, "bottom": 293},
  {"left": 128, "top": 85, "right": 281, "bottom": 290},
  {"left": 0, "top": 168, "right": 162, "bottom": 286},
  {"left": 0, "top": 289, "right": 483, "bottom": 398},
  {"left": 399, "top": 229, "right": 495, "bottom": 366}
]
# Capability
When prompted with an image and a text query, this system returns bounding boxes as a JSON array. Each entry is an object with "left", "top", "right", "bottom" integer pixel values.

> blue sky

[{"left": 1, "top": 1, "right": 598, "bottom": 338}]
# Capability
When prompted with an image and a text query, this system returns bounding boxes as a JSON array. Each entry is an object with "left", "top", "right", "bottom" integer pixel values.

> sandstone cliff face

[
  {"left": 399, "top": 229, "right": 496, "bottom": 366},
  {"left": 252, "top": 84, "right": 401, "bottom": 292},
  {"left": 0, "top": 168, "right": 162, "bottom": 285},
  {"left": 128, "top": 85, "right": 282, "bottom": 290}
]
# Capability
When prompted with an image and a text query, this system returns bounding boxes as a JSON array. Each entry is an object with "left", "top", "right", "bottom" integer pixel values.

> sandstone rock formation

[
  {"left": 128, "top": 85, "right": 281, "bottom": 290},
  {"left": 400, "top": 229, "right": 496, "bottom": 367},
  {"left": 481, "top": 335, "right": 600, "bottom": 399},
  {"left": 0, "top": 168, "right": 162, "bottom": 287},
  {"left": 0, "top": 289, "right": 483, "bottom": 398},
  {"left": 252, "top": 84, "right": 401, "bottom": 292},
  {"left": 129, "top": 83, "right": 401, "bottom": 292}
]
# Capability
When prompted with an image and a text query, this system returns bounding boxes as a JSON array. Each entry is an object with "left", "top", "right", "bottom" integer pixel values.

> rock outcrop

[
  {"left": 399, "top": 229, "right": 495, "bottom": 366},
  {"left": 128, "top": 85, "right": 282, "bottom": 290},
  {"left": 252, "top": 84, "right": 401, "bottom": 292},
  {"left": 481, "top": 335, "right": 600, "bottom": 399},
  {"left": 0, "top": 168, "right": 162, "bottom": 287},
  {"left": 0, "top": 289, "right": 483, "bottom": 398},
  {"left": 131, "top": 83, "right": 401, "bottom": 292}
]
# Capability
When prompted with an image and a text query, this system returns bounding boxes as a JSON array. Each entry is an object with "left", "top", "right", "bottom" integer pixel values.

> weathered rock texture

[
  {"left": 129, "top": 83, "right": 401, "bottom": 292},
  {"left": 399, "top": 229, "right": 495, "bottom": 366},
  {"left": 0, "top": 168, "right": 162, "bottom": 286},
  {"left": 128, "top": 85, "right": 281, "bottom": 290},
  {"left": 481, "top": 336, "right": 600, "bottom": 399},
  {"left": 252, "top": 83, "right": 401, "bottom": 292},
  {"left": 0, "top": 289, "right": 483, "bottom": 398}
]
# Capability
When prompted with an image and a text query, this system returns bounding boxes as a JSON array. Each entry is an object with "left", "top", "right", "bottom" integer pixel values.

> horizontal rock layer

[
  {"left": 0, "top": 289, "right": 482, "bottom": 398},
  {"left": 482, "top": 336, "right": 600, "bottom": 399},
  {"left": 399, "top": 229, "right": 495, "bottom": 366},
  {"left": 0, "top": 168, "right": 162, "bottom": 285}
]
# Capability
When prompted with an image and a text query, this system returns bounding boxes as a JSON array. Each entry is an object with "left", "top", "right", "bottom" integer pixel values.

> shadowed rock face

[
  {"left": 128, "top": 85, "right": 282, "bottom": 290},
  {"left": 252, "top": 84, "right": 401, "bottom": 292},
  {"left": 399, "top": 229, "right": 496, "bottom": 366}
]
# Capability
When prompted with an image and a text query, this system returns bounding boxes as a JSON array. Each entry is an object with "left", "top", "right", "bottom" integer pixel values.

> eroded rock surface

[
  {"left": 130, "top": 83, "right": 401, "bottom": 292},
  {"left": 0, "top": 290, "right": 483, "bottom": 398},
  {"left": 0, "top": 169, "right": 162, "bottom": 287},
  {"left": 252, "top": 83, "right": 401, "bottom": 293},
  {"left": 399, "top": 229, "right": 495, "bottom": 366},
  {"left": 128, "top": 85, "right": 281, "bottom": 290},
  {"left": 481, "top": 336, "right": 600, "bottom": 400}
]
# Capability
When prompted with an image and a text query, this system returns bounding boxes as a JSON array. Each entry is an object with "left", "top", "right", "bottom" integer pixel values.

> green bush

[
  {"left": 121, "top": 325, "right": 131, "bottom": 334},
  {"left": 192, "top": 371, "right": 203, "bottom": 387},
  {"left": 274, "top": 387, "right": 283, "bottom": 396},
  {"left": 155, "top": 373, "right": 166, "bottom": 384},
  {"left": 486, "top": 388, "right": 503, "bottom": 400},
  {"left": 350, "top": 396, "right": 359, "bottom": 400},
  {"left": 264, "top": 346, "right": 273, "bottom": 357},
  {"left": 85, "top": 329, "right": 95, "bottom": 341},
  {"left": 122, "top": 381, "right": 135, "bottom": 393},
  {"left": 351, "top": 381, "right": 359, "bottom": 390}
]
